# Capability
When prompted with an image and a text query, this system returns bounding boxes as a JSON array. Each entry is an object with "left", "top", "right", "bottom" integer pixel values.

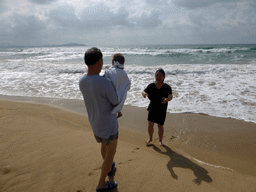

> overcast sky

[{"left": 1, "top": 0, "right": 256, "bottom": 46}]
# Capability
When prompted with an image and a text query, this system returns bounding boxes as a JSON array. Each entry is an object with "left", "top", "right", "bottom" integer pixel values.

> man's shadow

[{"left": 150, "top": 144, "right": 212, "bottom": 185}]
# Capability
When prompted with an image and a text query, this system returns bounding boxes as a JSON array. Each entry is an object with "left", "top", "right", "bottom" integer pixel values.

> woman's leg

[
  {"left": 146, "top": 121, "right": 154, "bottom": 145},
  {"left": 158, "top": 124, "right": 164, "bottom": 146}
]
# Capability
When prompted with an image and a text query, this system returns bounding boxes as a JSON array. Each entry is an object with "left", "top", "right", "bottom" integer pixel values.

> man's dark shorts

[{"left": 94, "top": 132, "right": 118, "bottom": 145}]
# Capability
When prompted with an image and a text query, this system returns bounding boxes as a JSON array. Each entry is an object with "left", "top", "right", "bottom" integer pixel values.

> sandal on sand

[
  {"left": 96, "top": 181, "right": 118, "bottom": 192},
  {"left": 107, "top": 161, "right": 115, "bottom": 176}
]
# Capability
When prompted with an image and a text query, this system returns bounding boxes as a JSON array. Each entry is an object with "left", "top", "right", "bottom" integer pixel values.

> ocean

[{"left": 0, "top": 44, "right": 256, "bottom": 123}]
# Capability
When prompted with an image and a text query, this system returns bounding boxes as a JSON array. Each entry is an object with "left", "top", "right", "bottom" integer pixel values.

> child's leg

[{"left": 117, "top": 112, "right": 122, "bottom": 118}]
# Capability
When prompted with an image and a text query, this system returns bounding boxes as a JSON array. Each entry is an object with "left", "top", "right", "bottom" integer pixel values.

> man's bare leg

[
  {"left": 101, "top": 142, "right": 106, "bottom": 159},
  {"left": 97, "top": 139, "right": 118, "bottom": 189},
  {"left": 146, "top": 121, "right": 154, "bottom": 145},
  {"left": 158, "top": 124, "right": 164, "bottom": 146}
]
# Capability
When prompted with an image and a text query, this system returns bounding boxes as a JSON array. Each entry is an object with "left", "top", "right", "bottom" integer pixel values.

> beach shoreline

[{"left": 1, "top": 95, "right": 256, "bottom": 191}]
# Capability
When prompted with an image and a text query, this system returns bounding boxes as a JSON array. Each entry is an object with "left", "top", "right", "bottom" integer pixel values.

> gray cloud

[
  {"left": 146, "top": 0, "right": 165, "bottom": 5},
  {"left": 0, "top": 12, "right": 47, "bottom": 45},
  {"left": 79, "top": 4, "right": 129, "bottom": 28},
  {"left": 0, "top": 0, "right": 8, "bottom": 13},
  {"left": 173, "top": 0, "right": 241, "bottom": 9},
  {"left": 129, "top": 10, "right": 162, "bottom": 28},
  {"left": 48, "top": 4, "right": 130, "bottom": 30},
  {"left": 0, "top": 0, "right": 255, "bottom": 46},
  {"left": 48, "top": 3, "right": 162, "bottom": 30},
  {"left": 48, "top": 6, "right": 80, "bottom": 28},
  {"left": 29, "top": 0, "right": 57, "bottom": 4}
]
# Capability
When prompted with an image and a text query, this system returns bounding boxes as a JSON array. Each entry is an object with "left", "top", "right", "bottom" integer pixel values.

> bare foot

[
  {"left": 159, "top": 141, "right": 164, "bottom": 146},
  {"left": 146, "top": 139, "right": 152, "bottom": 146}
]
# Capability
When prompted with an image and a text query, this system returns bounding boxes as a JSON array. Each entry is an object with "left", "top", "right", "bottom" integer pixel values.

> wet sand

[{"left": 1, "top": 95, "right": 256, "bottom": 191}]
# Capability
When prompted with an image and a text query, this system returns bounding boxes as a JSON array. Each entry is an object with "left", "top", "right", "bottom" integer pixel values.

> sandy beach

[{"left": 1, "top": 95, "right": 256, "bottom": 192}]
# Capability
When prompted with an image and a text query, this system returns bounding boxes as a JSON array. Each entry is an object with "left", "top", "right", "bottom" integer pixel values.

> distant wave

[
  {"left": 58, "top": 69, "right": 85, "bottom": 74},
  {"left": 122, "top": 48, "right": 238, "bottom": 56},
  {"left": 195, "top": 46, "right": 215, "bottom": 50}
]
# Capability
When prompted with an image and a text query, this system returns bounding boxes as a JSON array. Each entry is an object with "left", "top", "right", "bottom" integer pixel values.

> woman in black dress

[{"left": 142, "top": 68, "right": 173, "bottom": 146}]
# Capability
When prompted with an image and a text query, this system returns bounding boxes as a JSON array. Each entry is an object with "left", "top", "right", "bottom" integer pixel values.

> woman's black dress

[{"left": 144, "top": 83, "right": 172, "bottom": 125}]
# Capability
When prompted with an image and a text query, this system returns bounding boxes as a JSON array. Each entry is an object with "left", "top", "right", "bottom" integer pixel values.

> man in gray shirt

[{"left": 79, "top": 47, "right": 119, "bottom": 191}]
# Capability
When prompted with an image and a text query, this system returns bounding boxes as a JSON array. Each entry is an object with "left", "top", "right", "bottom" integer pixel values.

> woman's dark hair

[
  {"left": 84, "top": 47, "right": 103, "bottom": 66},
  {"left": 156, "top": 68, "right": 165, "bottom": 77}
]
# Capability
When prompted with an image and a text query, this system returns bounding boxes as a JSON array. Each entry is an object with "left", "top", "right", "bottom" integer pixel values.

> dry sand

[{"left": 1, "top": 96, "right": 256, "bottom": 192}]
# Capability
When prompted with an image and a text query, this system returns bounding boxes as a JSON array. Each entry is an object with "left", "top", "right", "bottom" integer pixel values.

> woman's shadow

[{"left": 150, "top": 144, "right": 212, "bottom": 185}]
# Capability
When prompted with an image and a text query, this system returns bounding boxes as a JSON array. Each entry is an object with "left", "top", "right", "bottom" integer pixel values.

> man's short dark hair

[{"left": 84, "top": 47, "right": 103, "bottom": 66}]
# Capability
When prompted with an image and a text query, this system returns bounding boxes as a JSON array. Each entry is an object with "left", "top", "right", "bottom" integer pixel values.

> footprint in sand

[
  {"left": 1, "top": 166, "right": 12, "bottom": 175},
  {"left": 132, "top": 147, "right": 140, "bottom": 153},
  {"left": 88, "top": 166, "right": 101, "bottom": 176},
  {"left": 118, "top": 158, "right": 135, "bottom": 165}
]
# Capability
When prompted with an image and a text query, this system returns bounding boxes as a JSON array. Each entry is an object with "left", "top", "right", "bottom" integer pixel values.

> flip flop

[
  {"left": 107, "top": 161, "right": 115, "bottom": 176},
  {"left": 96, "top": 181, "right": 118, "bottom": 192}
]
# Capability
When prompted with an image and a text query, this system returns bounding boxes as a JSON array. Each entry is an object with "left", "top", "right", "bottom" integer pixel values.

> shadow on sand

[{"left": 149, "top": 144, "right": 212, "bottom": 185}]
